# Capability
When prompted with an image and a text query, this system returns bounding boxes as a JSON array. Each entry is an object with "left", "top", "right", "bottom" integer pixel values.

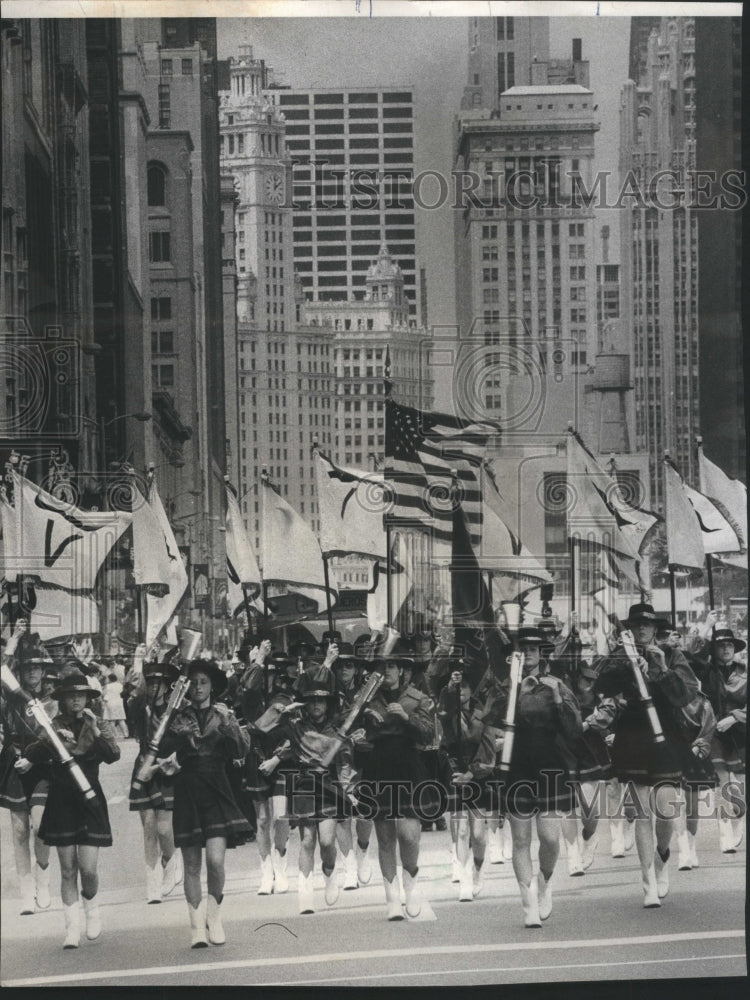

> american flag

[{"left": 384, "top": 398, "right": 501, "bottom": 546}]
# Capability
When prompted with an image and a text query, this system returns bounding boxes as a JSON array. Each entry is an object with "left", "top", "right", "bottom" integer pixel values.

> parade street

[{"left": 0, "top": 739, "right": 745, "bottom": 988}]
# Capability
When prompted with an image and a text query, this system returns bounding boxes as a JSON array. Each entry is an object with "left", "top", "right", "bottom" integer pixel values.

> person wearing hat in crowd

[
  {"left": 331, "top": 647, "right": 374, "bottom": 889},
  {"left": 692, "top": 622, "right": 746, "bottom": 854},
  {"left": 259, "top": 664, "right": 354, "bottom": 914},
  {"left": 0, "top": 621, "right": 55, "bottom": 915},
  {"left": 501, "top": 626, "right": 583, "bottom": 928},
  {"left": 438, "top": 669, "right": 498, "bottom": 902},
  {"left": 240, "top": 642, "right": 293, "bottom": 896},
  {"left": 357, "top": 654, "right": 437, "bottom": 921},
  {"left": 158, "top": 658, "right": 252, "bottom": 948},
  {"left": 20, "top": 668, "right": 120, "bottom": 948},
  {"left": 595, "top": 602, "right": 700, "bottom": 908},
  {"left": 126, "top": 644, "right": 183, "bottom": 904}
]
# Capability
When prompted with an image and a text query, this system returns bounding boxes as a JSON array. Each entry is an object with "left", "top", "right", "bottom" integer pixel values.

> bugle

[
  {"left": 619, "top": 628, "right": 666, "bottom": 744},
  {"left": 497, "top": 651, "right": 524, "bottom": 775}
]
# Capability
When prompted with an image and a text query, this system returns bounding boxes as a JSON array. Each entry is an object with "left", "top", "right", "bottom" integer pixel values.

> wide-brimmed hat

[
  {"left": 186, "top": 658, "right": 228, "bottom": 697},
  {"left": 622, "top": 603, "right": 670, "bottom": 631},
  {"left": 713, "top": 627, "right": 746, "bottom": 653},
  {"left": 268, "top": 652, "right": 296, "bottom": 672},
  {"left": 296, "top": 665, "right": 336, "bottom": 700},
  {"left": 288, "top": 640, "right": 317, "bottom": 660},
  {"left": 51, "top": 670, "right": 101, "bottom": 702},
  {"left": 516, "top": 627, "right": 547, "bottom": 647},
  {"left": 143, "top": 661, "right": 180, "bottom": 685}
]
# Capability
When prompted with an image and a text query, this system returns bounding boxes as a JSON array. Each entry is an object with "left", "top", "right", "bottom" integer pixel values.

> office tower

[
  {"left": 268, "top": 87, "right": 417, "bottom": 314},
  {"left": 620, "top": 17, "right": 698, "bottom": 509}
]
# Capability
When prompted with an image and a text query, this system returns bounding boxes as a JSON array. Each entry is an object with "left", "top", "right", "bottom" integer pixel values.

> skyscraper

[
  {"left": 268, "top": 87, "right": 417, "bottom": 314},
  {"left": 620, "top": 17, "right": 698, "bottom": 509}
]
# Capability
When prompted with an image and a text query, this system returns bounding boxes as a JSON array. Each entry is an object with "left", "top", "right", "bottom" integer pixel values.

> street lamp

[{"left": 100, "top": 410, "right": 152, "bottom": 468}]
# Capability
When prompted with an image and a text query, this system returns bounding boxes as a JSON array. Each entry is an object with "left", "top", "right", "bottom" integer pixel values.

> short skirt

[
  {"left": 0, "top": 745, "right": 49, "bottom": 813},
  {"left": 711, "top": 726, "right": 746, "bottom": 774},
  {"left": 609, "top": 707, "right": 684, "bottom": 787},
  {"left": 500, "top": 727, "right": 577, "bottom": 815},
  {"left": 279, "top": 767, "right": 348, "bottom": 821},
  {"left": 679, "top": 744, "right": 719, "bottom": 790},
  {"left": 38, "top": 764, "right": 112, "bottom": 847},
  {"left": 357, "top": 736, "right": 441, "bottom": 821},
  {"left": 172, "top": 762, "right": 252, "bottom": 848},
  {"left": 569, "top": 731, "right": 613, "bottom": 783},
  {"left": 128, "top": 752, "right": 175, "bottom": 812}
]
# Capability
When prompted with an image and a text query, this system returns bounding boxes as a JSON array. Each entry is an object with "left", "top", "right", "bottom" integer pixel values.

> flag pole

[
  {"left": 384, "top": 346, "right": 393, "bottom": 633},
  {"left": 569, "top": 535, "right": 578, "bottom": 615},
  {"left": 386, "top": 524, "right": 394, "bottom": 631},
  {"left": 311, "top": 441, "right": 335, "bottom": 637},
  {"left": 668, "top": 564, "right": 677, "bottom": 628},
  {"left": 706, "top": 553, "right": 715, "bottom": 610}
]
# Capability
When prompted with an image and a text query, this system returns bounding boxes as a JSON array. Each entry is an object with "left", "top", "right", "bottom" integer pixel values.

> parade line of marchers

[{"left": 0, "top": 605, "right": 745, "bottom": 950}]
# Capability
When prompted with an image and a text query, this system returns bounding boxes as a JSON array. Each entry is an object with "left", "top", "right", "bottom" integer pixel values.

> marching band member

[
  {"left": 692, "top": 624, "right": 746, "bottom": 854},
  {"left": 332, "top": 649, "right": 374, "bottom": 889},
  {"left": 240, "top": 644, "right": 292, "bottom": 895},
  {"left": 22, "top": 670, "right": 120, "bottom": 948},
  {"left": 672, "top": 685, "right": 718, "bottom": 869},
  {"left": 503, "top": 627, "right": 583, "bottom": 927},
  {"left": 596, "top": 603, "right": 699, "bottom": 908},
  {"left": 160, "top": 659, "right": 252, "bottom": 948},
  {"left": 439, "top": 671, "right": 497, "bottom": 901},
  {"left": 127, "top": 645, "right": 182, "bottom": 903},
  {"left": 0, "top": 624, "right": 54, "bottom": 914},
  {"left": 358, "top": 655, "right": 436, "bottom": 921},
  {"left": 259, "top": 665, "right": 354, "bottom": 914}
]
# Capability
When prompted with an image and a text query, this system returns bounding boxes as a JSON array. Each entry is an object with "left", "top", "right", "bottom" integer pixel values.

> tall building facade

[
  {"left": 695, "top": 17, "right": 744, "bottom": 480},
  {"left": 302, "top": 245, "right": 433, "bottom": 469},
  {"left": 620, "top": 17, "right": 698, "bottom": 510},
  {"left": 267, "top": 86, "right": 417, "bottom": 314}
]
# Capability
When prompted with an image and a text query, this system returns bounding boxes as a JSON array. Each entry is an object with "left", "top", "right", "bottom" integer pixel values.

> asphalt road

[{"left": 1, "top": 738, "right": 745, "bottom": 987}]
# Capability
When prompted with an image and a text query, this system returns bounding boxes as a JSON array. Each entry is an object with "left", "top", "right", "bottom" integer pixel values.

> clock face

[{"left": 265, "top": 171, "right": 285, "bottom": 205}]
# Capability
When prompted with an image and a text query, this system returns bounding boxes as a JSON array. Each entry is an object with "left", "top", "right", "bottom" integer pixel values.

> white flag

[
  {"left": 684, "top": 483, "right": 742, "bottom": 556},
  {"left": 26, "top": 582, "right": 100, "bottom": 641},
  {"left": 131, "top": 485, "right": 171, "bottom": 587},
  {"left": 698, "top": 447, "right": 747, "bottom": 551},
  {"left": 664, "top": 460, "right": 705, "bottom": 570},
  {"left": 144, "top": 482, "right": 188, "bottom": 648},
  {"left": 12, "top": 471, "right": 130, "bottom": 590},
  {"left": 261, "top": 478, "right": 336, "bottom": 614},
  {"left": 225, "top": 481, "right": 261, "bottom": 617},
  {"left": 0, "top": 495, "right": 19, "bottom": 584},
  {"left": 479, "top": 468, "right": 552, "bottom": 584},
  {"left": 315, "top": 452, "right": 387, "bottom": 560}
]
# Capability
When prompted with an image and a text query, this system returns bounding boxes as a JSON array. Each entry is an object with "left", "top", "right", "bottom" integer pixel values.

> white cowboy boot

[
  {"left": 472, "top": 858, "right": 484, "bottom": 897},
  {"left": 676, "top": 830, "right": 692, "bottom": 871},
  {"left": 272, "top": 847, "right": 289, "bottom": 894},
  {"left": 610, "top": 819, "right": 626, "bottom": 858},
  {"left": 342, "top": 850, "right": 358, "bottom": 890},
  {"left": 566, "top": 835, "right": 584, "bottom": 877},
  {"left": 519, "top": 880, "right": 541, "bottom": 928},
  {"left": 298, "top": 872, "right": 315, "bottom": 914},
  {"left": 145, "top": 861, "right": 163, "bottom": 903},
  {"left": 450, "top": 844, "right": 461, "bottom": 883},
  {"left": 323, "top": 867, "right": 340, "bottom": 906},
  {"left": 718, "top": 815, "right": 738, "bottom": 853},
  {"left": 642, "top": 864, "right": 661, "bottom": 908},
  {"left": 162, "top": 853, "right": 181, "bottom": 897},
  {"left": 687, "top": 831, "right": 699, "bottom": 869},
  {"left": 537, "top": 870, "right": 553, "bottom": 920},
  {"left": 257, "top": 854, "right": 275, "bottom": 895},
  {"left": 187, "top": 900, "right": 208, "bottom": 948},
  {"left": 458, "top": 855, "right": 474, "bottom": 902},
  {"left": 581, "top": 831, "right": 599, "bottom": 871},
  {"left": 82, "top": 895, "right": 101, "bottom": 940},
  {"left": 62, "top": 902, "right": 81, "bottom": 949},
  {"left": 654, "top": 847, "right": 670, "bottom": 898},
  {"left": 34, "top": 863, "right": 51, "bottom": 910},
  {"left": 19, "top": 873, "right": 36, "bottom": 915},
  {"left": 624, "top": 819, "right": 635, "bottom": 851},
  {"left": 355, "top": 841, "right": 372, "bottom": 885},
  {"left": 488, "top": 826, "right": 504, "bottom": 864},
  {"left": 501, "top": 822, "right": 513, "bottom": 860},
  {"left": 206, "top": 895, "right": 225, "bottom": 945},
  {"left": 402, "top": 868, "right": 421, "bottom": 918},
  {"left": 383, "top": 877, "right": 404, "bottom": 921}
]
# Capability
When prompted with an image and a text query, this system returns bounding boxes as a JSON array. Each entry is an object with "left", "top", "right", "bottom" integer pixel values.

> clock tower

[{"left": 219, "top": 47, "right": 295, "bottom": 327}]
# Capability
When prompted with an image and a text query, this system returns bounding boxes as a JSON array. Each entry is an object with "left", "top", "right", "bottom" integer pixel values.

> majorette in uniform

[
  {"left": 127, "top": 651, "right": 183, "bottom": 903},
  {"left": 160, "top": 659, "right": 252, "bottom": 948},
  {"left": 23, "top": 670, "right": 120, "bottom": 948},
  {"left": 501, "top": 627, "right": 583, "bottom": 928},
  {"left": 595, "top": 603, "right": 700, "bottom": 908},
  {"left": 0, "top": 627, "right": 55, "bottom": 915}
]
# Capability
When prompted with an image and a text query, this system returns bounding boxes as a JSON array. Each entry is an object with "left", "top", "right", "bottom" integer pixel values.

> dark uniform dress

[
  {"left": 162, "top": 701, "right": 252, "bottom": 848},
  {"left": 674, "top": 692, "right": 719, "bottom": 790},
  {"left": 26, "top": 712, "right": 120, "bottom": 846},
  {"left": 127, "top": 677, "right": 175, "bottom": 812},
  {"left": 693, "top": 656, "right": 746, "bottom": 773},
  {"left": 439, "top": 690, "right": 499, "bottom": 815},
  {"left": 596, "top": 646, "right": 698, "bottom": 787},
  {"left": 504, "top": 675, "right": 583, "bottom": 815},
  {"left": 0, "top": 694, "right": 54, "bottom": 813},
  {"left": 273, "top": 711, "right": 354, "bottom": 821},
  {"left": 358, "top": 683, "right": 437, "bottom": 821}
]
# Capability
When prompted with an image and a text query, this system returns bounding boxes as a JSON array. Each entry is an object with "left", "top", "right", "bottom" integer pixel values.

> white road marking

[
  {"left": 263, "top": 954, "right": 749, "bottom": 987},
  {"left": 2, "top": 929, "right": 744, "bottom": 987}
]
